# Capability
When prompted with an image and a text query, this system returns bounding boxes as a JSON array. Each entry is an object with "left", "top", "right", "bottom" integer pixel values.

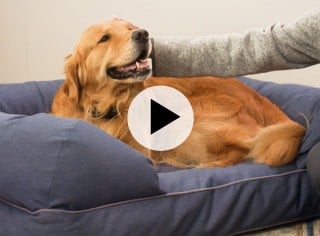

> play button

[
  {"left": 151, "top": 99, "right": 180, "bottom": 134},
  {"left": 128, "top": 86, "right": 194, "bottom": 151}
]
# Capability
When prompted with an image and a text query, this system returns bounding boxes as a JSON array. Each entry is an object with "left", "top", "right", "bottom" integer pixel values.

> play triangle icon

[
  {"left": 150, "top": 99, "right": 180, "bottom": 134},
  {"left": 128, "top": 86, "right": 194, "bottom": 151}
]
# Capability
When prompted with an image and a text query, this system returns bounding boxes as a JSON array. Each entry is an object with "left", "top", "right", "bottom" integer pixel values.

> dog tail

[{"left": 247, "top": 121, "right": 305, "bottom": 166}]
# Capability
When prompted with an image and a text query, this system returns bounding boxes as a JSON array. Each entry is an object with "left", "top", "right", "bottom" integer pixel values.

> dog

[{"left": 51, "top": 19, "right": 305, "bottom": 168}]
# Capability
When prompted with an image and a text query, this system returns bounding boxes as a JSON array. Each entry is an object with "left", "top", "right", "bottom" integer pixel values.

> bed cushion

[
  {"left": 0, "top": 81, "right": 163, "bottom": 210},
  {"left": 0, "top": 77, "right": 320, "bottom": 235},
  {"left": 0, "top": 80, "right": 61, "bottom": 115}
]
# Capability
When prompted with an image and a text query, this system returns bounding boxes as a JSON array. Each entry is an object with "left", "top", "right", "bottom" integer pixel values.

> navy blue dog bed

[{"left": 0, "top": 77, "right": 320, "bottom": 235}]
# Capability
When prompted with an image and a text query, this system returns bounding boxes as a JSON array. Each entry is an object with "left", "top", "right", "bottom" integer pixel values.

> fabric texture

[
  {"left": 152, "top": 8, "right": 320, "bottom": 78},
  {"left": 0, "top": 80, "right": 163, "bottom": 211},
  {"left": 307, "top": 143, "right": 320, "bottom": 194},
  {"left": 0, "top": 80, "right": 61, "bottom": 115},
  {"left": 0, "top": 78, "right": 320, "bottom": 235}
]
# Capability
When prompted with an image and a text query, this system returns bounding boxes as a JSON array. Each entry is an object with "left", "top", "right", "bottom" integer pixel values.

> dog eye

[{"left": 98, "top": 34, "right": 110, "bottom": 43}]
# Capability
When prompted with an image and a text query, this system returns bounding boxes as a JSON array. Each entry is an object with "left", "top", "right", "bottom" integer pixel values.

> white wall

[{"left": 1, "top": 0, "right": 319, "bottom": 87}]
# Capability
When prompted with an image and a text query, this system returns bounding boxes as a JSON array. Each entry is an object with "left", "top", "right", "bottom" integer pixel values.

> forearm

[{"left": 152, "top": 9, "right": 320, "bottom": 78}]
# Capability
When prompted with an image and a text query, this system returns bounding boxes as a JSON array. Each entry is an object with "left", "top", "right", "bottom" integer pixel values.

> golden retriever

[{"left": 51, "top": 19, "right": 305, "bottom": 168}]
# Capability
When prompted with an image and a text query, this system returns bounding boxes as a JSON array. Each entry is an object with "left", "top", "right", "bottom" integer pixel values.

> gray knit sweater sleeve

[{"left": 152, "top": 9, "right": 320, "bottom": 78}]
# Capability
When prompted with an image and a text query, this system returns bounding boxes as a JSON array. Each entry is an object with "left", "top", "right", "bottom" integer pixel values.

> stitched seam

[
  {"left": 47, "top": 121, "right": 78, "bottom": 208},
  {"left": 0, "top": 168, "right": 308, "bottom": 215},
  {"left": 1, "top": 195, "right": 318, "bottom": 236}
]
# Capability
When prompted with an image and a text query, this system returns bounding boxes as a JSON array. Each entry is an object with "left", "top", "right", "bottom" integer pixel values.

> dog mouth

[{"left": 107, "top": 49, "right": 152, "bottom": 80}]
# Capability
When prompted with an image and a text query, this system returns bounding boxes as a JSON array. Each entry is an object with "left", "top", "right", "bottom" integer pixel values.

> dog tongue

[{"left": 116, "top": 59, "right": 150, "bottom": 72}]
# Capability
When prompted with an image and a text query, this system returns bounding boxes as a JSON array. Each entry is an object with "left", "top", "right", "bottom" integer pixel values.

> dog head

[
  {"left": 63, "top": 19, "right": 152, "bottom": 105},
  {"left": 53, "top": 19, "right": 153, "bottom": 141}
]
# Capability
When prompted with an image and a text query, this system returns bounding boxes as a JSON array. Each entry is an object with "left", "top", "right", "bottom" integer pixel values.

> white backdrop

[{"left": 1, "top": 0, "right": 319, "bottom": 86}]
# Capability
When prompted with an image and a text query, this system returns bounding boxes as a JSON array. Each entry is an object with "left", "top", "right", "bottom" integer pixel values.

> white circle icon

[{"left": 128, "top": 86, "right": 194, "bottom": 151}]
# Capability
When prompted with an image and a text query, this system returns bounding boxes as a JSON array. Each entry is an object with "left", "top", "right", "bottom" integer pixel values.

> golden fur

[{"left": 51, "top": 19, "right": 305, "bottom": 168}]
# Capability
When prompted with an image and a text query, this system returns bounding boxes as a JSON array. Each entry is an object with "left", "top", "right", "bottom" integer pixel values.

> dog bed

[{"left": 0, "top": 77, "right": 320, "bottom": 235}]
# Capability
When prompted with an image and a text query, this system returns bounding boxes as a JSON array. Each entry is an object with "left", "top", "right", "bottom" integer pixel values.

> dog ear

[{"left": 62, "top": 53, "right": 83, "bottom": 104}]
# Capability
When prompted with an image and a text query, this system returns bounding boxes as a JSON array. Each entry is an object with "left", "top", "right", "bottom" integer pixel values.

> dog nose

[{"left": 132, "top": 29, "right": 149, "bottom": 43}]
